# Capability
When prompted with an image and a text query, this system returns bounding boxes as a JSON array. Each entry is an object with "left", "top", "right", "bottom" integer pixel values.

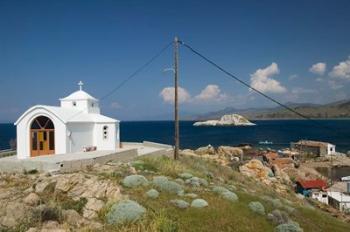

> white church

[{"left": 14, "top": 82, "right": 120, "bottom": 159}]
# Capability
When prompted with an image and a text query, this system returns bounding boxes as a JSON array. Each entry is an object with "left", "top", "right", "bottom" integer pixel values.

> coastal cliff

[{"left": 193, "top": 114, "right": 256, "bottom": 126}]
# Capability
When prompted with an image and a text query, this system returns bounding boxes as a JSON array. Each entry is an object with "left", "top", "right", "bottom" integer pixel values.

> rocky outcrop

[
  {"left": 239, "top": 159, "right": 274, "bottom": 185},
  {"left": 43, "top": 173, "right": 122, "bottom": 200},
  {"left": 193, "top": 114, "right": 255, "bottom": 126}
]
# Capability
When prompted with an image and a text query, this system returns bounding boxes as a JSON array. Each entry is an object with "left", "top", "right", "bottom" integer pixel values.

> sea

[{"left": 1, "top": 120, "right": 350, "bottom": 152}]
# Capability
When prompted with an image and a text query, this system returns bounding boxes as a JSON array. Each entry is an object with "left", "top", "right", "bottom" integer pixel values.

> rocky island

[{"left": 193, "top": 114, "right": 256, "bottom": 126}]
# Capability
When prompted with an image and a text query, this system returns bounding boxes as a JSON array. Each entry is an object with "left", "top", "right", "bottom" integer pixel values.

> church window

[
  {"left": 103, "top": 126, "right": 108, "bottom": 139},
  {"left": 73, "top": 101, "right": 77, "bottom": 106},
  {"left": 91, "top": 103, "right": 94, "bottom": 107}
]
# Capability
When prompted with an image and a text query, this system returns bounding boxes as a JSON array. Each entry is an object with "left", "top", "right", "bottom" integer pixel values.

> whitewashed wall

[
  {"left": 66, "top": 123, "right": 94, "bottom": 153},
  {"left": 327, "top": 144, "right": 336, "bottom": 155},
  {"left": 15, "top": 108, "right": 67, "bottom": 159},
  {"left": 93, "top": 122, "right": 118, "bottom": 150}
]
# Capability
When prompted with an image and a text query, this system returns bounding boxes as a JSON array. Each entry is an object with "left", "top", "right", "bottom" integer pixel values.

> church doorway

[{"left": 30, "top": 116, "right": 55, "bottom": 157}]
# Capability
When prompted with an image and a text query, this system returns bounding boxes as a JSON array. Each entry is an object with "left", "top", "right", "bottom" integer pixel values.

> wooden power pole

[{"left": 174, "top": 36, "right": 180, "bottom": 160}]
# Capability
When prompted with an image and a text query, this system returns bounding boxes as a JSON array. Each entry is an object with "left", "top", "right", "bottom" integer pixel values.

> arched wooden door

[{"left": 30, "top": 116, "right": 55, "bottom": 157}]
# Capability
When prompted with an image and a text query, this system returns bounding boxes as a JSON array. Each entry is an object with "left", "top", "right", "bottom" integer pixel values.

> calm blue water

[{"left": 1, "top": 120, "right": 350, "bottom": 152}]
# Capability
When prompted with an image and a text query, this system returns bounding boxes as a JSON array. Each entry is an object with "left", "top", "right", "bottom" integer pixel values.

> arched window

[
  {"left": 72, "top": 101, "right": 77, "bottom": 106},
  {"left": 103, "top": 126, "right": 108, "bottom": 139}
]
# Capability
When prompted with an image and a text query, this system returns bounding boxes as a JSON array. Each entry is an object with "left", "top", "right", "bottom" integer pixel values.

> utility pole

[{"left": 174, "top": 36, "right": 180, "bottom": 160}]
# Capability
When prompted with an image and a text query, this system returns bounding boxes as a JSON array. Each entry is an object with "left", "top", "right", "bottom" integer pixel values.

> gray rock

[
  {"left": 106, "top": 200, "right": 146, "bottom": 225},
  {"left": 62, "top": 209, "right": 85, "bottom": 227},
  {"left": 24, "top": 193, "right": 41, "bottom": 206},
  {"left": 191, "top": 199, "right": 208, "bottom": 208},
  {"left": 122, "top": 175, "right": 149, "bottom": 188},
  {"left": 170, "top": 199, "right": 190, "bottom": 209},
  {"left": 146, "top": 189, "right": 159, "bottom": 199},
  {"left": 248, "top": 201, "right": 265, "bottom": 215}
]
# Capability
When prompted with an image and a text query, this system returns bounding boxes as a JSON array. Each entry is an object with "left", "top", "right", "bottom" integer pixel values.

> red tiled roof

[{"left": 297, "top": 179, "right": 327, "bottom": 190}]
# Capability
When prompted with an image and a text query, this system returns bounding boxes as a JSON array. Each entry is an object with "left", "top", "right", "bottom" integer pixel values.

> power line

[
  {"left": 179, "top": 40, "right": 338, "bottom": 133},
  {"left": 100, "top": 41, "right": 173, "bottom": 101},
  {"left": 65, "top": 41, "right": 173, "bottom": 122}
]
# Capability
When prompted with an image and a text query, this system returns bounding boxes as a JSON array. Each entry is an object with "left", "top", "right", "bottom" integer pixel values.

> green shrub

[
  {"left": 191, "top": 199, "right": 208, "bottom": 208},
  {"left": 275, "top": 222, "right": 303, "bottom": 232},
  {"left": 248, "top": 201, "right": 265, "bottom": 215},
  {"left": 106, "top": 200, "right": 146, "bottom": 225},
  {"left": 170, "top": 199, "right": 189, "bottom": 209},
  {"left": 60, "top": 197, "right": 87, "bottom": 214},
  {"left": 152, "top": 176, "right": 183, "bottom": 194},
  {"left": 122, "top": 175, "right": 149, "bottom": 188},
  {"left": 146, "top": 189, "right": 160, "bottom": 199},
  {"left": 32, "top": 205, "right": 62, "bottom": 223}
]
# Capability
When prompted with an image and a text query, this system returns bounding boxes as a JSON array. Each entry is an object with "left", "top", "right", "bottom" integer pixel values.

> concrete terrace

[{"left": 0, "top": 141, "right": 173, "bottom": 173}]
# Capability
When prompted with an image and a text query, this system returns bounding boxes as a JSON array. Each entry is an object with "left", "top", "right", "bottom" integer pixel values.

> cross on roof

[{"left": 78, "top": 81, "right": 84, "bottom": 91}]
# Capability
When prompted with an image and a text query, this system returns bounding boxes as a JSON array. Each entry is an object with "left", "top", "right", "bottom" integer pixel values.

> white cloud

[
  {"left": 291, "top": 87, "right": 316, "bottom": 95},
  {"left": 309, "top": 62, "right": 326, "bottom": 75},
  {"left": 250, "top": 62, "right": 287, "bottom": 94},
  {"left": 288, "top": 74, "right": 298, "bottom": 81},
  {"left": 110, "top": 101, "right": 121, "bottom": 109},
  {"left": 329, "top": 56, "right": 350, "bottom": 79},
  {"left": 159, "top": 86, "right": 191, "bottom": 104},
  {"left": 328, "top": 80, "right": 344, "bottom": 90},
  {"left": 194, "top": 84, "right": 227, "bottom": 101}
]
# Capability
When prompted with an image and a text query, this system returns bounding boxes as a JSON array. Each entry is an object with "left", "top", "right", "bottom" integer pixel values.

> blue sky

[{"left": 1, "top": 0, "right": 350, "bottom": 122}]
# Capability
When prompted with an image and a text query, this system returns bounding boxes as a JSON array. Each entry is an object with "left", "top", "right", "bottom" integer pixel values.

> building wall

[
  {"left": 93, "top": 122, "right": 118, "bottom": 150},
  {"left": 311, "top": 191, "right": 328, "bottom": 204},
  {"left": 66, "top": 123, "right": 94, "bottom": 153},
  {"left": 16, "top": 108, "right": 67, "bottom": 159},
  {"left": 60, "top": 99, "right": 100, "bottom": 114},
  {"left": 327, "top": 144, "right": 336, "bottom": 155}
]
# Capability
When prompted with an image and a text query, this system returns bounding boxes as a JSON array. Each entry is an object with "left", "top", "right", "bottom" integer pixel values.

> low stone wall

[{"left": 60, "top": 148, "right": 138, "bottom": 173}]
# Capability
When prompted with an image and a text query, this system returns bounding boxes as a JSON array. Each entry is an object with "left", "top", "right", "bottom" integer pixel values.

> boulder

[
  {"left": 106, "top": 200, "right": 146, "bottom": 225},
  {"left": 122, "top": 175, "right": 149, "bottom": 188},
  {"left": 217, "top": 146, "right": 243, "bottom": 160},
  {"left": 62, "top": 209, "right": 85, "bottom": 227},
  {"left": 0, "top": 202, "right": 28, "bottom": 228},
  {"left": 239, "top": 159, "right": 274, "bottom": 185},
  {"left": 64, "top": 174, "right": 121, "bottom": 200},
  {"left": 40, "top": 220, "right": 67, "bottom": 232},
  {"left": 82, "top": 198, "right": 105, "bottom": 219},
  {"left": 24, "top": 193, "right": 41, "bottom": 206},
  {"left": 145, "top": 189, "right": 159, "bottom": 199},
  {"left": 191, "top": 199, "right": 208, "bottom": 208},
  {"left": 35, "top": 180, "right": 56, "bottom": 193},
  {"left": 170, "top": 199, "right": 190, "bottom": 209},
  {"left": 195, "top": 145, "right": 215, "bottom": 156},
  {"left": 248, "top": 201, "right": 265, "bottom": 215}
]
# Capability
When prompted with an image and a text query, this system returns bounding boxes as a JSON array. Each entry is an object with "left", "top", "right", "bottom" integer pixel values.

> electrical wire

[{"left": 179, "top": 40, "right": 339, "bottom": 134}]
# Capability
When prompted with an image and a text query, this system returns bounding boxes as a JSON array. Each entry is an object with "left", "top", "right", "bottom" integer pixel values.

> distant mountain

[{"left": 194, "top": 100, "right": 350, "bottom": 120}]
